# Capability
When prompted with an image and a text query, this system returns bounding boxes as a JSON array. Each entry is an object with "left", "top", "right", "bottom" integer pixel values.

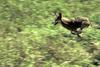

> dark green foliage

[{"left": 0, "top": 0, "right": 100, "bottom": 67}]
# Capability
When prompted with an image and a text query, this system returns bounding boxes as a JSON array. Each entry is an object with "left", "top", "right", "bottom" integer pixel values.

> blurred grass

[{"left": 0, "top": 0, "right": 100, "bottom": 67}]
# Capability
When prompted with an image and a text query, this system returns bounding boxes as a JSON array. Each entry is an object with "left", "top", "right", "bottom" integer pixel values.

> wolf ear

[{"left": 58, "top": 13, "right": 62, "bottom": 18}]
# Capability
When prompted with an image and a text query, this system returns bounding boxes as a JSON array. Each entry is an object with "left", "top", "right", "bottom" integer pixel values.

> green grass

[{"left": 0, "top": 0, "right": 100, "bottom": 67}]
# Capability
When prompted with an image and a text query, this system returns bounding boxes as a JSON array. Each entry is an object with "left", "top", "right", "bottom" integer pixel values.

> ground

[{"left": 0, "top": 0, "right": 100, "bottom": 67}]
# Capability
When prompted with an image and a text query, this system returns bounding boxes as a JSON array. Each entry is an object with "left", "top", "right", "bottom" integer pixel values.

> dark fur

[{"left": 53, "top": 13, "right": 90, "bottom": 37}]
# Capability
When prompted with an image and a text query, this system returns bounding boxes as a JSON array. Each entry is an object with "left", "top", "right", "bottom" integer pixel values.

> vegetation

[{"left": 0, "top": 0, "right": 100, "bottom": 67}]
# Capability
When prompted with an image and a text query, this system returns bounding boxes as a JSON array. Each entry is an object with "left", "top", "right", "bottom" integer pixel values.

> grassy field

[{"left": 0, "top": 0, "right": 100, "bottom": 67}]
